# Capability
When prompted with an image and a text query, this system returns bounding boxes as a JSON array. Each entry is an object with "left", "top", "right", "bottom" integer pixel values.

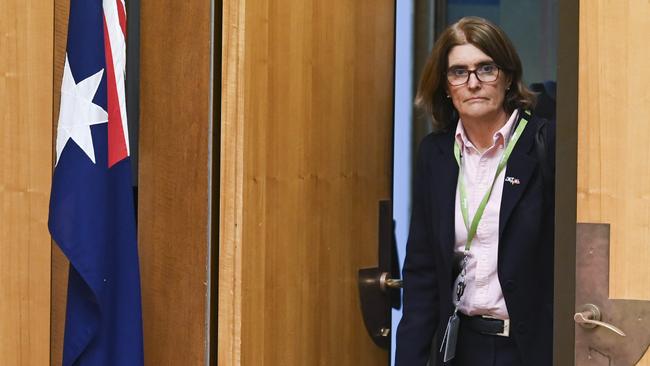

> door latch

[{"left": 357, "top": 200, "right": 401, "bottom": 350}]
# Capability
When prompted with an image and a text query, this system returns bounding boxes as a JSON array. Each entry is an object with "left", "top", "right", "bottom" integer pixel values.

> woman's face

[{"left": 446, "top": 43, "right": 510, "bottom": 123}]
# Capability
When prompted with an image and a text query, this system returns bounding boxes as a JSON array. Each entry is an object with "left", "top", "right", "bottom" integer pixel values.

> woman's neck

[{"left": 461, "top": 110, "right": 509, "bottom": 152}]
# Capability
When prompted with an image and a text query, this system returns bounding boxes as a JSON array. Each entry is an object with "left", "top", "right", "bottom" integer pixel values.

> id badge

[{"left": 440, "top": 311, "right": 460, "bottom": 362}]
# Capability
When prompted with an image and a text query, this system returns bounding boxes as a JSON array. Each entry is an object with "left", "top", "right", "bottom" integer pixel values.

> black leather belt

[{"left": 459, "top": 313, "right": 510, "bottom": 337}]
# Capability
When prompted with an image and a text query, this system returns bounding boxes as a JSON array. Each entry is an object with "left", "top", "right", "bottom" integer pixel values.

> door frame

[{"left": 554, "top": 0, "right": 579, "bottom": 365}]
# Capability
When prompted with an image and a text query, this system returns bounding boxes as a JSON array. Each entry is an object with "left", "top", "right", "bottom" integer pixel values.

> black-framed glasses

[{"left": 446, "top": 63, "right": 500, "bottom": 86}]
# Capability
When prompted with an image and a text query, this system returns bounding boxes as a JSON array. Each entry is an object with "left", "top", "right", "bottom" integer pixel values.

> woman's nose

[{"left": 467, "top": 73, "right": 481, "bottom": 89}]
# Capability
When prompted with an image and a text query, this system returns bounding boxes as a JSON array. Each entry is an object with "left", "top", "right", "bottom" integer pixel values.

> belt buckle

[{"left": 481, "top": 315, "right": 510, "bottom": 337}]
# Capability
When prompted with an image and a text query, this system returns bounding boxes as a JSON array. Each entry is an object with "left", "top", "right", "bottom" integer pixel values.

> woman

[{"left": 395, "top": 17, "right": 555, "bottom": 366}]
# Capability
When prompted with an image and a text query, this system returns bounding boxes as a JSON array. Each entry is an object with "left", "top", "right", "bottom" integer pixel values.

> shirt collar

[{"left": 454, "top": 109, "right": 519, "bottom": 152}]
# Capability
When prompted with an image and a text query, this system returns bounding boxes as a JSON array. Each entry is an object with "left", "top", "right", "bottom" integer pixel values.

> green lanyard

[{"left": 453, "top": 114, "right": 529, "bottom": 252}]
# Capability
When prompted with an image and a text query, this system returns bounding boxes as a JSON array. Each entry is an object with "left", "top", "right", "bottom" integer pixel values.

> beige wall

[{"left": 0, "top": 1, "right": 53, "bottom": 365}]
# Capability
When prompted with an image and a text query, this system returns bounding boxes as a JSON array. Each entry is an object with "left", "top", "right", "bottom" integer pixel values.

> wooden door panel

[
  {"left": 139, "top": 0, "right": 213, "bottom": 364},
  {"left": 577, "top": 0, "right": 650, "bottom": 364},
  {"left": 219, "top": 1, "right": 395, "bottom": 365},
  {"left": 578, "top": 0, "right": 650, "bottom": 302},
  {"left": 51, "top": 2, "right": 70, "bottom": 364}
]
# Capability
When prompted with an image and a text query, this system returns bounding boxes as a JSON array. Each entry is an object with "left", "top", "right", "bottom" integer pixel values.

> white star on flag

[{"left": 56, "top": 55, "right": 108, "bottom": 165}]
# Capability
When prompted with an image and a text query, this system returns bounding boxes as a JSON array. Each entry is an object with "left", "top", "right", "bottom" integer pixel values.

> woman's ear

[{"left": 505, "top": 74, "right": 513, "bottom": 91}]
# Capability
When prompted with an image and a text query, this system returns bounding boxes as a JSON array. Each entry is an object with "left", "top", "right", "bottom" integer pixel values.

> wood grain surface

[
  {"left": 138, "top": 0, "right": 214, "bottom": 364},
  {"left": 219, "top": 1, "right": 395, "bottom": 365},
  {"left": 578, "top": 1, "right": 650, "bottom": 363},
  {"left": 0, "top": 1, "right": 53, "bottom": 365},
  {"left": 578, "top": 0, "right": 650, "bottom": 301},
  {"left": 51, "top": 1, "right": 70, "bottom": 365},
  {"left": 218, "top": 0, "right": 245, "bottom": 364}
]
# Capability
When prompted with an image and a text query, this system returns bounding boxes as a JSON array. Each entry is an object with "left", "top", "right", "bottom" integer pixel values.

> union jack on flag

[{"left": 49, "top": 0, "right": 143, "bottom": 364}]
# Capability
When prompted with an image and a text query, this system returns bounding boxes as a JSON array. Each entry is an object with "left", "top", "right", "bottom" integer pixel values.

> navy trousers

[{"left": 448, "top": 321, "right": 523, "bottom": 366}]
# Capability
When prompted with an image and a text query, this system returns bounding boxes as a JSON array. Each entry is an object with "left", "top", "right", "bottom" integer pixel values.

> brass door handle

[
  {"left": 574, "top": 303, "right": 626, "bottom": 337},
  {"left": 379, "top": 271, "right": 402, "bottom": 292}
]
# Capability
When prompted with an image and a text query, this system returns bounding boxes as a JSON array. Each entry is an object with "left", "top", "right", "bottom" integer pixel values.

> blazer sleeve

[{"left": 395, "top": 139, "right": 440, "bottom": 366}]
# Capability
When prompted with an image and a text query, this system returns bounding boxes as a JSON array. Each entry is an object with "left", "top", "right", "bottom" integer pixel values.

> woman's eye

[
  {"left": 453, "top": 69, "right": 468, "bottom": 77},
  {"left": 479, "top": 64, "right": 496, "bottom": 73}
]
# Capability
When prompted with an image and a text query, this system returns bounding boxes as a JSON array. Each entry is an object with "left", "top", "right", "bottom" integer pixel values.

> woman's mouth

[{"left": 465, "top": 97, "right": 487, "bottom": 102}]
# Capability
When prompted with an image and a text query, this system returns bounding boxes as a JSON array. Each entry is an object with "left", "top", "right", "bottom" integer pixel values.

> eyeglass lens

[{"left": 447, "top": 65, "right": 499, "bottom": 85}]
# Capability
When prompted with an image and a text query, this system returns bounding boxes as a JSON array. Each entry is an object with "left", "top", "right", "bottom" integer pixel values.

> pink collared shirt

[{"left": 452, "top": 109, "right": 519, "bottom": 320}]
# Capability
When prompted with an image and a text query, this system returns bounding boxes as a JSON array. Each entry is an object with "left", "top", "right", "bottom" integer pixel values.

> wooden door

[
  {"left": 218, "top": 0, "right": 395, "bottom": 365},
  {"left": 138, "top": 0, "right": 214, "bottom": 364},
  {"left": 569, "top": 0, "right": 650, "bottom": 364}
]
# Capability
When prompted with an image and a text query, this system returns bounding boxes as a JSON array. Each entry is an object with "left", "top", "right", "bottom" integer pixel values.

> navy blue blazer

[{"left": 395, "top": 113, "right": 555, "bottom": 366}]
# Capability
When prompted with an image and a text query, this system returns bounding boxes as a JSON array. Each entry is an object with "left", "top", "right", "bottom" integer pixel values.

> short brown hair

[{"left": 415, "top": 16, "right": 536, "bottom": 131}]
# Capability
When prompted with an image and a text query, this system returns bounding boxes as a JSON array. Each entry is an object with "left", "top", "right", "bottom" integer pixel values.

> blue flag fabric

[{"left": 48, "top": 1, "right": 144, "bottom": 365}]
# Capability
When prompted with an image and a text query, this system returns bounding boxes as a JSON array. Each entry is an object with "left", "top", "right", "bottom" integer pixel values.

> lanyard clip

[{"left": 455, "top": 280, "right": 466, "bottom": 302}]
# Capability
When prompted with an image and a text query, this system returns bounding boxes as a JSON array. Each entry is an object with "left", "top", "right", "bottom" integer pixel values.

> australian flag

[{"left": 48, "top": 0, "right": 144, "bottom": 365}]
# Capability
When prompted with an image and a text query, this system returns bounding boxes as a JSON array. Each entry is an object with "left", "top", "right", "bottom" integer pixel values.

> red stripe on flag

[
  {"left": 103, "top": 16, "right": 128, "bottom": 167},
  {"left": 116, "top": 0, "right": 127, "bottom": 37}
]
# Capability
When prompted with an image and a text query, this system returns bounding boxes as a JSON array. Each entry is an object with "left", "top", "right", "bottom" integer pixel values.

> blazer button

[
  {"left": 517, "top": 322, "right": 528, "bottom": 334},
  {"left": 504, "top": 280, "right": 517, "bottom": 293}
]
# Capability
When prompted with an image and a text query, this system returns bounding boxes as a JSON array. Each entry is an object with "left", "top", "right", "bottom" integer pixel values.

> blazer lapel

[{"left": 499, "top": 119, "right": 537, "bottom": 238}]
